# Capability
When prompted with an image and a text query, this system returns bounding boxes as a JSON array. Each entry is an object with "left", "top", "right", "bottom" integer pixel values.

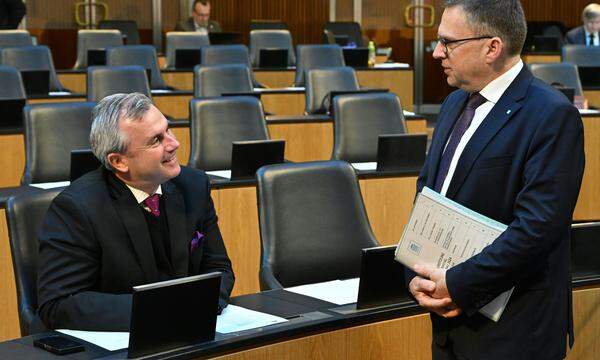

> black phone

[{"left": 33, "top": 335, "right": 85, "bottom": 355}]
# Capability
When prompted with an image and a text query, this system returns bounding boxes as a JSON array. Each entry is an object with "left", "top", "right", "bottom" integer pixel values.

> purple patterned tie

[
  {"left": 143, "top": 194, "right": 161, "bottom": 217},
  {"left": 434, "top": 92, "right": 487, "bottom": 193}
]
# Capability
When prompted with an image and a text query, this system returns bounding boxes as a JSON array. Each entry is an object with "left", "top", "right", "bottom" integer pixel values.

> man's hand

[{"left": 408, "top": 264, "right": 462, "bottom": 318}]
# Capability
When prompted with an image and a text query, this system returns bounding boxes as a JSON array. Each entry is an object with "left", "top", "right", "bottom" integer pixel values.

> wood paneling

[
  {"left": 0, "top": 135, "right": 25, "bottom": 188},
  {"left": 336, "top": 0, "right": 355, "bottom": 22},
  {"left": 521, "top": 0, "right": 592, "bottom": 29},
  {"left": 0, "top": 210, "right": 20, "bottom": 341}
]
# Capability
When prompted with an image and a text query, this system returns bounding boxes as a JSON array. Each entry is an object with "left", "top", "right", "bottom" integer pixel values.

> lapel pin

[{"left": 506, "top": 109, "right": 512, "bottom": 115}]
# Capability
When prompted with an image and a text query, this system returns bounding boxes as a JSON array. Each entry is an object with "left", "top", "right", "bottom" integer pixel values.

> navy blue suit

[
  {"left": 415, "top": 67, "right": 584, "bottom": 359},
  {"left": 565, "top": 26, "right": 587, "bottom": 45}
]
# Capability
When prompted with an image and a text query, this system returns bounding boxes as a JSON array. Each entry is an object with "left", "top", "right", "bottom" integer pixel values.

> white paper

[
  {"left": 374, "top": 62, "right": 410, "bottom": 69},
  {"left": 30, "top": 181, "right": 70, "bottom": 189},
  {"left": 56, "top": 329, "right": 129, "bottom": 351},
  {"left": 351, "top": 162, "right": 377, "bottom": 171},
  {"left": 579, "top": 108, "right": 600, "bottom": 115},
  {"left": 285, "top": 278, "right": 360, "bottom": 305},
  {"left": 403, "top": 110, "right": 416, "bottom": 116},
  {"left": 206, "top": 170, "right": 231, "bottom": 179},
  {"left": 151, "top": 89, "right": 172, "bottom": 94},
  {"left": 253, "top": 87, "right": 305, "bottom": 93},
  {"left": 49, "top": 91, "right": 71, "bottom": 96},
  {"left": 216, "top": 304, "right": 288, "bottom": 334}
]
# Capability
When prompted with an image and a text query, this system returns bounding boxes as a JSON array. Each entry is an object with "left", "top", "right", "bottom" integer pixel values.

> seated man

[
  {"left": 565, "top": 3, "right": 600, "bottom": 45},
  {"left": 37, "top": 93, "right": 234, "bottom": 331},
  {"left": 175, "top": 0, "right": 221, "bottom": 34}
]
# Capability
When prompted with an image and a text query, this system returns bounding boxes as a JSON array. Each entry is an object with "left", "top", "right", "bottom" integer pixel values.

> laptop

[
  {"left": 356, "top": 245, "right": 409, "bottom": 310},
  {"left": 208, "top": 32, "right": 242, "bottom": 45},
  {"left": 531, "top": 36, "right": 560, "bottom": 52},
  {"left": 578, "top": 67, "right": 600, "bottom": 88},
  {"left": 70, "top": 149, "right": 101, "bottom": 181},
  {"left": 230, "top": 140, "right": 285, "bottom": 180},
  {"left": 343, "top": 48, "right": 369, "bottom": 68},
  {"left": 259, "top": 48, "right": 288, "bottom": 68},
  {"left": 128, "top": 272, "right": 222, "bottom": 358},
  {"left": 21, "top": 70, "right": 50, "bottom": 96},
  {"left": 175, "top": 49, "right": 202, "bottom": 70},
  {"left": 0, "top": 98, "right": 25, "bottom": 130},
  {"left": 376, "top": 134, "right": 427, "bottom": 172},
  {"left": 87, "top": 49, "right": 107, "bottom": 66}
]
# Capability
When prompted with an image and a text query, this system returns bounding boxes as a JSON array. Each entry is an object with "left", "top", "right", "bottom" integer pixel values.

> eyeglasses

[{"left": 436, "top": 36, "right": 493, "bottom": 54}]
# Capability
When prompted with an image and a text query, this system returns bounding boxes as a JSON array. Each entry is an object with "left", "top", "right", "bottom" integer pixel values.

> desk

[
  {"left": 521, "top": 52, "right": 561, "bottom": 64},
  {"left": 583, "top": 89, "right": 600, "bottom": 108}
]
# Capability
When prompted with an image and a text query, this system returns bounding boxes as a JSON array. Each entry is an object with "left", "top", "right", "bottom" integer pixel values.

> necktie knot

[
  {"left": 466, "top": 92, "right": 487, "bottom": 110},
  {"left": 144, "top": 194, "right": 161, "bottom": 217}
]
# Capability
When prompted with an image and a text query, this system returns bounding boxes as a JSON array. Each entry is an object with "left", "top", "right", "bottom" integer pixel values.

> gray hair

[
  {"left": 90, "top": 92, "right": 153, "bottom": 171},
  {"left": 444, "top": 0, "right": 527, "bottom": 56},
  {"left": 583, "top": 3, "right": 600, "bottom": 22}
]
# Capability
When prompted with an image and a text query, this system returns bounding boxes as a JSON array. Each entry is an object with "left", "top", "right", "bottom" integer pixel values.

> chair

[
  {"left": 331, "top": 93, "right": 407, "bottom": 162},
  {"left": 249, "top": 30, "right": 296, "bottom": 67},
  {"left": 305, "top": 66, "right": 359, "bottom": 114},
  {"left": 87, "top": 65, "right": 151, "bottom": 102},
  {"left": 0, "top": 30, "right": 33, "bottom": 48},
  {"left": 22, "top": 102, "right": 96, "bottom": 184},
  {"left": 571, "top": 222, "right": 600, "bottom": 283},
  {"left": 562, "top": 45, "right": 600, "bottom": 67},
  {"left": 0, "top": 45, "right": 65, "bottom": 92},
  {"left": 249, "top": 20, "right": 287, "bottom": 31},
  {"left": 201, "top": 45, "right": 262, "bottom": 87},
  {"left": 294, "top": 44, "right": 345, "bottom": 86},
  {"left": 256, "top": 160, "right": 379, "bottom": 289},
  {"left": 73, "top": 30, "right": 123, "bottom": 69},
  {"left": 529, "top": 63, "right": 583, "bottom": 96},
  {"left": 98, "top": 20, "right": 141, "bottom": 45},
  {"left": 193, "top": 64, "right": 253, "bottom": 98},
  {"left": 6, "top": 188, "right": 62, "bottom": 335},
  {"left": 324, "top": 22, "right": 365, "bottom": 47},
  {"left": 0, "top": 65, "right": 26, "bottom": 132},
  {"left": 188, "top": 96, "right": 269, "bottom": 170},
  {"left": 165, "top": 32, "right": 210, "bottom": 69},
  {"left": 106, "top": 45, "right": 167, "bottom": 89}
]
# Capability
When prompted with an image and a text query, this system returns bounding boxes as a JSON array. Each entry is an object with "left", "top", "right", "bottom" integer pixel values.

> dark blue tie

[
  {"left": 589, "top": 33, "right": 596, "bottom": 47},
  {"left": 434, "top": 92, "right": 487, "bottom": 193}
]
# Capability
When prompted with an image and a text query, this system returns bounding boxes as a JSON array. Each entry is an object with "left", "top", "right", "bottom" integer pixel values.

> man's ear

[
  {"left": 107, "top": 152, "right": 128, "bottom": 173},
  {"left": 485, "top": 37, "right": 504, "bottom": 64}
]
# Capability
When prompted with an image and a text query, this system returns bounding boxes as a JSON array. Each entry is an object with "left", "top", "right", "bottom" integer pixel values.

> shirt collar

[
  {"left": 479, "top": 59, "right": 524, "bottom": 104},
  {"left": 126, "top": 184, "right": 163, "bottom": 204}
]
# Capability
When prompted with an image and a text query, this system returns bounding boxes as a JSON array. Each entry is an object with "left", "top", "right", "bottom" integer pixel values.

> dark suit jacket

[
  {"left": 37, "top": 166, "right": 235, "bottom": 331},
  {"left": 410, "top": 66, "right": 584, "bottom": 360},
  {"left": 175, "top": 17, "right": 221, "bottom": 33},
  {"left": 0, "top": 0, "right": 26, "bottom": 29},
  {"left": 565, "top": 26, "right": 587, "bottom": 45}
]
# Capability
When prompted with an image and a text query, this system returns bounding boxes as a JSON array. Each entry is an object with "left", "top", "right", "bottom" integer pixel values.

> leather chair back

[
  {"left": 22, "top": 102, "right": 95, "bottom": 184},
  {"left": 332, "top": 92, "right": 407, "bottom": 162},
  {"left": 106, "top": 45, "right": 166, "bottom": 89},
  {"left": 98, "top": 20, "right": 140, "bottom": 45},
  {"left": 193, "top": 64, "right": 253, "bottom": 97},
  {"left": 294, "top": 44, "right": 345, "bottom": 86},
  {"left": 0, "top": 45, "right": 64, "bottom": 91},
  {"left": 165, "top": 32, "right": 210, "bottom": 69},
  {"left": 6, "top": 188, "right": 62, "bottom": 335},
  {"left": 562, "top": 45, "right": 600, "bottom": 66},
  {"left": 200, "top": 45, "right": 262, "bottom": 87},
  {"left": 73, "top": 30, "right": 123, "bottom": 69},
  {"left": 249, "top": 30, "right": 296, "bottom": 67},
  {"left": 87, "top": 65, "right": 151, "bottom": 102},
  {"left": 529, "top": 62, "right": 584, "bottom": 96},
  {"left": 0, "top": 30, "right": 33, "bottom": 48},
  {"left": 188, "top": 96, "right": 269, "bottom": 170},
  {"left": 324, "top": 22, "right": 364, "bottom": 47},
  {"left": 0, "top": 65, "right": 26, "bottom": 99},
  {"left": 256, "top": 160, "right": 379, "bottom": 289},
  {"left": 249, "top": 20, "right": 287, "bottom": 31},
  {"left": 305, "top": 66, "right": 359, "bottom": 114}
]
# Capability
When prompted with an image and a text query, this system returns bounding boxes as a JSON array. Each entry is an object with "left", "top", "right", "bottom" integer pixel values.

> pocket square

[{"left": 190, "top": 231, "right": 204, "bottom": 252}]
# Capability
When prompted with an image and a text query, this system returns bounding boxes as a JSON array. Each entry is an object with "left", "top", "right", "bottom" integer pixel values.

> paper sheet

[
  {"left": 253, "top": 87, "right": 305, "bottom": 92},
  {"left": 579, "top": 108, "right": 600, "bottom": 115},
  {"left": 49, "top": 91, "right": 72, "bottom": 96},
  {"left": 30, "top": 181, "right": 70, "bottom": 189},
  {"left": 374, "top": 62, "right": 410, "bottom": 69},
  {"left": 206, "top": 170, "right": 231, "bottom": 179},
  {"left": 403, "top": 110, "right": 416, "bottom": 116},
  {"left": 351, "top": 162, "right": 377, "bottom": 171},
  {"left": 216, "top": 304, "right": 288, "bottom": 334},
  {"left": 56, "top": 329, "right": 129, "bottom": 351},
  {"left": 285, "top": 278, "right": 360, "bottom": 305},
  {"left": 151, "top": 89, "right": 172, "bottom": 94}
]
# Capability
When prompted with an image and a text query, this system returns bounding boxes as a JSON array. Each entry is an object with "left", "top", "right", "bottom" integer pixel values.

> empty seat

[
  {"left": 332, "top": 92, "right": 407, "bottom": 162},
  {"left": 0, "top": 30, "right": 33, "bottom": 48},
  {"left": 256, "top": 160, "right": 379, "bottom": 290},
  {"left": 0, "top": 65, "right": 26, "bottom": 132},
  {"left": 87, "top": 65, "right": 151, "bottom": 102},
  {"left": 305, "top": 66, "right": 360, "bottom": 114},
  {"left": 529, "top": 63, "right": 583, "bottom": 96},
  {"left": 188, "top": 96, "right": 269, "bottom": 170},
  {"left": 22, "top": 102, "right": 96, "bottom": 184},
  {"left": 106, "top": 45, "right": 167, "bottom": 89},
  {"left": 193, "top": 64, "right": 253, "bottom": 97},
  {"left": 165, "top": 32, "right": 210, "bottom": 69},
  {"left": 0, "top": 45, "right": 64, "bottom": 91},
  {"left": 249, "top": 30, "right": 296, "bottom": 67},
  {"left": 98, "top": 20, "right": 141, "bottom": 45},
  {"left": 562, "top": 45, "right": 600, "bottom": 67},
  {"left": 73, "top": 30, "right": 123, "bottom": 69},
  {"left": 201, "top": 45, "right": 262, "bottom": 87},
  {"left": 294, "top": 44, "right": 345, "bottom": 87},
  {"left": 324, "top": 22, "right": 365, "bottom": 47}
]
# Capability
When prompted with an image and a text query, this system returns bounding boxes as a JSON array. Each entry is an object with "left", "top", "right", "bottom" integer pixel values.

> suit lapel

[{"left": 162, "top": 181, "right": 189, "bottom": 277}]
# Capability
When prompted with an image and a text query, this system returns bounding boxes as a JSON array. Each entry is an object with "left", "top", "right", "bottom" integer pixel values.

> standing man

[
  {"left": 408, "top": 1, "right": 584, "bottom": 359},
  {"left": 565, "top": 3, "right": 600, "bottom": 45},
  {"left": 0, "top": 0, "right": 26, "bottom": 29},
  {"left": 37, "top": 93, "right": 234, "bottom": 331},
  {"left": 175, "top": 0, "right": 221, "bottom": 33}
]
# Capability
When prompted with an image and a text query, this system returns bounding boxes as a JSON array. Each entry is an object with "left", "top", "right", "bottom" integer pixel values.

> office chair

[
  {"left": 562, "top": 45, "right": 600, "bottom": 66},
  {"left": 22, "top": 102, "right": 95, "bottom": 184},
  {"left": 188, "top": 96, "right": 269, "bottom": 170},
  {"left": 324, "top": 22, "right": 365, "bottom": 47},
  {"left": 6, "top": 188, "right": 62, "bottom": 335},
  {"left": 0, "top": 45, "right": 65, "bottom": 92},
  {"left": 200, "top": 45, "right": 263, "bottom": 87},
  {"left": 305, "top": 66, "right": 360, "bottom": 114},
  {"left": 87, "top": 65, "right": 151, "bottom": 102},
  {"left": 106, "top": 45, "right": 168, "bottom": 89},
  {"left": 249, "top": 30, "right": 296, "bottom": 67},
  {"left": 294, "top": 44, "right": 345, "bottom": 87},
  {"left": 193, "top": 64, "right": 253, "bottom": 98},
  {"left": 332, "top": 92, "right": 407, "bottom": 162},
  {"left": 0, "top": 30, "right": 33, "bottom": 48},
  {"left": 256, "top": 160, "right": 379, "bottom": 290},
  {"left": 73, "top": 30, "right": 123, "bottom": 69},
  {"left": 98, "top": 20, "right": 141, "bottom": 45},
  {"left": 529, "top": 63, "right": 583, "bottom": 96},
  {"left": 165, "top": 32, "right": 210, "bottom": 69},
  {"left": 249, "top": 20, "right": 287, "bottom": 31}
]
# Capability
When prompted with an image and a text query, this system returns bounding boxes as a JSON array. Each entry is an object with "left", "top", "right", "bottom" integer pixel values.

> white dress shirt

[
  {"left": 585, "top": 30, "right": 599, "bottom": 46},
  {"left": 439, "top": 60, "right": 524, "bottom": 196},
  {"left": 126, "top": 183, "right": 163, "bottom": 212}
]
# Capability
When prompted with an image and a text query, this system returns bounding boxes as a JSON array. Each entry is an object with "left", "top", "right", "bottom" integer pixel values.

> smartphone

[{"left": 33, "top": 335, "right": 85, "bottom": 355}]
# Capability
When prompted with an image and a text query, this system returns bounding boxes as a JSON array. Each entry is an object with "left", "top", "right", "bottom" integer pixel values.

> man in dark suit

[
  {"left": 0, "top": 0, "right": 26, "bottom": 29},
  {"left": 37, "top": 93, "right": 234, "bottom": 331},
  {"left": 407, "top": 1, "right": 585, "bottom": 359},
  {"left": 175, "top": 0, "right": 221, "bottom": 33},
  {"left": 565, "top": 3, "right": 600, "bottom": 45}
]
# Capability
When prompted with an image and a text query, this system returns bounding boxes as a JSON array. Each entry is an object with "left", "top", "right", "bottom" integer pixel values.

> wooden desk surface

[{"left": 522, "top": 53, "right": 561, "bottom": 64}]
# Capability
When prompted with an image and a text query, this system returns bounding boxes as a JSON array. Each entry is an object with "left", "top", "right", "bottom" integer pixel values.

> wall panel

[{"left": 521, "top": 0, "right": 591, "bottom": 29}]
